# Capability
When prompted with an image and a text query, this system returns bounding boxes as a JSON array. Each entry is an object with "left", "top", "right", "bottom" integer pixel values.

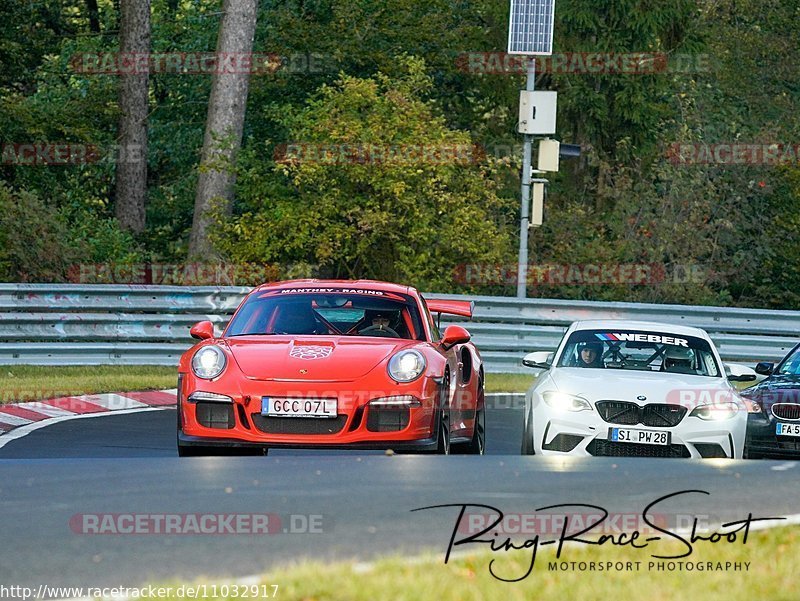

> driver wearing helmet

[
  {"left": 359, "top": 310, "right": 402, "bottom": 338},
  {"left": 662, "top": 346, "right": 695, "bottom": 374},
  {"left": 576, "top": 341, "right": 604, "bottom": 368}
]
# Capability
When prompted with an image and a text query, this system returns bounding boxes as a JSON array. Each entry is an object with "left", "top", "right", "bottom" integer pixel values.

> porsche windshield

[
  {"left": 557, "top": 329, "right": 721, "bottom": 377},
  {"left": 225, "top": 290, "right": 426, "bottom": 340}
]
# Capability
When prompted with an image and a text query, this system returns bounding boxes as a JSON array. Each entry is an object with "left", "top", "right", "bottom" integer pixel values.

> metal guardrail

[{"left": 1, "top": 284, "right": 798, "bottom": 372}]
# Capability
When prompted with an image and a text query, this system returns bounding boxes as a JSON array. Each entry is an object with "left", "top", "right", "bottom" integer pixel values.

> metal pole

[{"left": 516, "top": 57, "right": 535, "bottom": 298}]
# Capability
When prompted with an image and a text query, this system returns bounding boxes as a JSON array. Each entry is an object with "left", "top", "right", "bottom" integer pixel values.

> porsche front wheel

[
  {"left": 454, "top": 374, "right": 486, "bottom": 455},
  {"left": 436, "top": 372, "right": 451, "bottom": 455},
  {"left": 459, "top": 405, "right": 485, "bottom": 455},
  {"left": 436, "top": 412, "right": 451, "bottom": 455}
]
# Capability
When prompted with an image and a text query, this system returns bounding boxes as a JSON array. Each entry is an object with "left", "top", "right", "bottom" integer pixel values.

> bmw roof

[{"left": 570, "top": 320, "right": 710, "bottom": 339}]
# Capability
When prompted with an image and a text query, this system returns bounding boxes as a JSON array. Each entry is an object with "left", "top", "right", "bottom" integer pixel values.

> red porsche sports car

[{"left": 177, "top": 280, "right": 485, "bottom": 455}]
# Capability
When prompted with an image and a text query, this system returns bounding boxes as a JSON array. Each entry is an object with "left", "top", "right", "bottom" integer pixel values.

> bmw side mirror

[
  {"left": 523, "top": 351, "right": 554, "bottom": 370},
  {"left": 755, "top": 362, "right": 774, "bottom": 376},
  {"left": 190, "top": 320, "right": 215, "bottom": 340},
  {"left": 725, "top": 362, "right": 757, "bottom": 382},
  {"left": 728, "top": 374, "right": 757, "bottom": 383}
]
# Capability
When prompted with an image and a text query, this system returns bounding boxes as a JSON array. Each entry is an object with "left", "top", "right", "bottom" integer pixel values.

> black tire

[
  {"left": 743, "top": 448, "right": 760, "bottom": 460},
  {"left": 177, "top": 444, "right": 217, "bottom": 457},
  {"left": 178, "top": 444, "right": 266, "bottom": 457},
  {"left": 521, "top": 404, "right": 535, "bottom": 455},
  {"left": 460, "top": 406, "right": 485, "bottom": 455},
  {"left": 436, "top": 372, "right": 451, "bottom": 455},
  {"left": 453, "top": 375, "right": 486, "bottom": 455}
]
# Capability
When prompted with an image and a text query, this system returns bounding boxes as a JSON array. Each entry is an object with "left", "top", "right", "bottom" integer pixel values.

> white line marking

[
  {"left": 770, "top": 462, "right": 796, "bottom": 471},
  {"left": 15, "top": 401, "right": 77, "bottom": 417},
  {"left": 0, "top": 412, "right": 35, "bottom": 426},
  {"left": 76, "top": 393, "right": 148, "bottom": 410},
  {"left": 0, "top": 407, "right": 168, "bottom": 450}
]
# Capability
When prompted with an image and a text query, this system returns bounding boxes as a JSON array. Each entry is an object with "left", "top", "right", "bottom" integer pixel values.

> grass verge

[
  {"left": 0, "top": 365, "right": 177, "bottom": 403},
  {"left": 158, "top": 526, "right": 798, "bottom": 601},
  {"left": 0, "top": 367, "right": 743, "bottom": 403},
  {"left": 0, "top": 367, "right": 531, "bottom": 404},
  {"left": 484, "top": 373, "right": 533, "bottom": 393}
]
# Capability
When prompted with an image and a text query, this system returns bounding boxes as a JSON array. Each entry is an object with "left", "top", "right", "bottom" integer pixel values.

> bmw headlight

[
  {"left": 542, "top": 391, "right": 592, "bottom": 412},
  {"left": 388, "top": 350, "right": 426, "bottom": 383},
  {"left": 191, "top": 345, "right": 227, "bottom": 380},
  {"left": 690, "top": 401, "right": 739, "bottom": 421}
]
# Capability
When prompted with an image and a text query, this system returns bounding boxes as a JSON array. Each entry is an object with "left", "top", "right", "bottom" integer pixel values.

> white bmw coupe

[{"left": 521, "top": 320, "right": 756, "bottom": 459}]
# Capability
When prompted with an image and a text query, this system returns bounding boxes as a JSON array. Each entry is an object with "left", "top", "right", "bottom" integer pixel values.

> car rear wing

[{"left": 426, "top": 299, "right": 475, "bottom": 319}]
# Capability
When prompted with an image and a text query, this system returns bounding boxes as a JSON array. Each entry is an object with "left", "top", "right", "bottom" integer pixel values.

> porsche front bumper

[{"left": 177, "top": 373, "right": 444, "bottom": 451}]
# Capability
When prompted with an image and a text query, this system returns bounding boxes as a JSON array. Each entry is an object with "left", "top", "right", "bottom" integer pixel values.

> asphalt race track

[{"left": 1, "top": 402, "right": 799, "bottom": 590}]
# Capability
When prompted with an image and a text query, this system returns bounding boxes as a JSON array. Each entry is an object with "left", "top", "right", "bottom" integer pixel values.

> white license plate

[
  {"left": 261, "top": 397, "right": 337, "bottom": 418},
  {"left": 776, "top": 423, "right": 800, "bottom": 437},
  {"left": 609, "top": 428, "right": 670, "bottom": 446}
]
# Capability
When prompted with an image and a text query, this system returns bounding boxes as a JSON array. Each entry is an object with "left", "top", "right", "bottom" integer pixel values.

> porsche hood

[{"left": 223, "top": 336, "right": 418, "bottom": 381}]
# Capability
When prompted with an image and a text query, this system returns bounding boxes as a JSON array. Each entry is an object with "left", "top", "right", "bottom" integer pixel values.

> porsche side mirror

[
  {"left": 755, "top": 362, "right": 774, "bottom": 376},
  {"left": 523, "top": 351, "right": 554, "bottom": 370},
  {"left": 441, "top": 325, "right": 471, "bottom": 349},
  {"left": 190, "top": 320, "right": 215, "bottom": 340}
]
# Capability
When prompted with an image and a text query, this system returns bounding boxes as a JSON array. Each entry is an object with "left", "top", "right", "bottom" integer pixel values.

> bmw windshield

[{"left": 557, "top": 329, "right": 721, "bottom": 377}]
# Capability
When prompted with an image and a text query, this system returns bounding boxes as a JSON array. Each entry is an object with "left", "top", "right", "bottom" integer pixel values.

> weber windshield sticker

[{"left": 595, "top": 333, "right": 689, "bottom": 347}]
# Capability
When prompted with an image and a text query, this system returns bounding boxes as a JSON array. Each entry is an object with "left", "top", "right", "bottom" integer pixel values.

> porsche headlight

[
  {"left": 542, "top": 391, "right": 592, "bottom": 413},
  {"left": 690, "top": 401, "right": 739, "bottom": 421},
  {"left": 191, "top": 345, "right": 227, "bottom": 380},
  {"left": 388, "top": 350, "right": 426, "bottom": 383}
]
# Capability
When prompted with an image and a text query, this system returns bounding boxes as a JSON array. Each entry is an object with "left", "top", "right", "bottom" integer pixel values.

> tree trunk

[
  {"left": 114, "top": 0, "right": 150, "bottom": 233},
  {"left": 188, "top": 0, "right": 258, "bottom": 258},
  {"left": 85, "top": 0, "right": 101, "bottom": 33}
]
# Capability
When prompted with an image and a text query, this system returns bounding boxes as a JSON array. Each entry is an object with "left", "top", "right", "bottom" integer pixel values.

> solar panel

[{"left": 507, "top": 0, "right": 555, "bottom": 55}]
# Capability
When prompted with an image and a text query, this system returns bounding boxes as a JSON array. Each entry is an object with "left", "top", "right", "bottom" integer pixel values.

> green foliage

[
  {"left": 213, "top": 58, "right": 516, "bottom": 290},
  {"left": 0, "top": 184, "right": 84, "bottom": 282},
  {"left": 0, "top": 183, "right": 143, "bottom": 282},
  {"left": 0, "top": 0, "right": 799, "bottom": 309},
  {"left": 552, "top": 0, "right": 703, "bottom": 161}
]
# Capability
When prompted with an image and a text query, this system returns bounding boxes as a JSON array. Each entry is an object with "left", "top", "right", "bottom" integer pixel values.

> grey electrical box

[
  {"left": 531, "top": 182, "right": 545, "bottom": 226},
  {"left": 519, "top": 91, "right": 557, "bottom": 135},
  {"left": 537, "top": 138, "right": 560, "bottom": 171}
]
